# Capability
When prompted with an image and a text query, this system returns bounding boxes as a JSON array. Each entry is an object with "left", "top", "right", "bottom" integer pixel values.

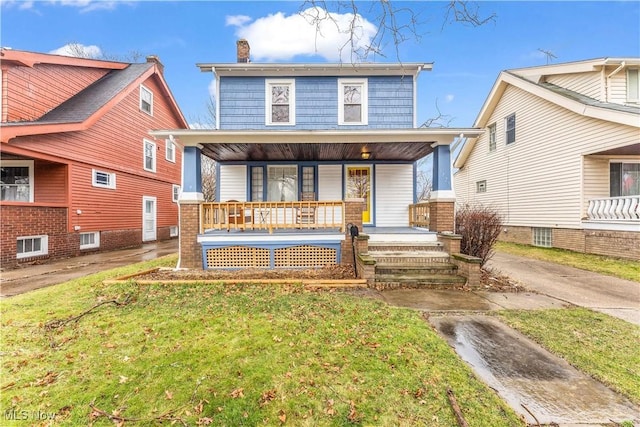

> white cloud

[
  {"left": 49, "top": 43, "right": 102, "bottom": 59},
  {"left": 225, "top": 14, "right": 252, "bottom": 27},
  {"left": 225, "top": 7, "right": 377, "bottom": 62},
  {"left": 445, "top": 94, "right": 455, "bottom": 103}
]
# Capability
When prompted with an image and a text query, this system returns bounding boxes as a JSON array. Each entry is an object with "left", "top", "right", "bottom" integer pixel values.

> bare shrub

[{"left": 455, "top": 204, "right": 503, "bottom": 266}]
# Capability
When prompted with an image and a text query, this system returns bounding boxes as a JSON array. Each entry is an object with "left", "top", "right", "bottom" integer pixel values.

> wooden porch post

[{"left": 179, "top": 146, "right": 204, "bottom": 269}]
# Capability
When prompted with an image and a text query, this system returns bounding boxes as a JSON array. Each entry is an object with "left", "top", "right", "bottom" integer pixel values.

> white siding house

[{"left": 454, "top": 58, "right": 640, "bottom": 260}]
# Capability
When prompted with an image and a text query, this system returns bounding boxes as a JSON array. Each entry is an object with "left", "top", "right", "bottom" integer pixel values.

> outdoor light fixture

[{"left": 361, "top": 151, "right": 371, "bottom": 160}]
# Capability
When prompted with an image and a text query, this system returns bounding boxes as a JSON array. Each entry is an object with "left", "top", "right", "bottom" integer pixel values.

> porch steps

[{"left": 367, "top": 242, "right": 467, "bottom": 290}]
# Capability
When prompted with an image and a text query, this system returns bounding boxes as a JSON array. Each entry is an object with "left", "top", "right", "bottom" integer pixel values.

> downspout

[
  {"left": 211, "top": 66, "right": 220, "bottom": 130},
  {"left": 605, "top": 61, "right": 625, "bottom": 103}
]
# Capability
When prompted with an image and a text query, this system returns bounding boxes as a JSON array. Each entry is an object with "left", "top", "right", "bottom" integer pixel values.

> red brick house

[{"left": 1, "top": 49, "right": 188, "bottom": 268}]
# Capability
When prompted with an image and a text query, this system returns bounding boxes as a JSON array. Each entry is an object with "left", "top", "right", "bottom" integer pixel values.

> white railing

[{"left": 587, "top": 196, "right": 640, "bottom": 221}]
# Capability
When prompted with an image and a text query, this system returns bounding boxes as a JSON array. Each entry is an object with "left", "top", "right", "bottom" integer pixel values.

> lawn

[
  {"left": 495, "top": 242, "right": 640, "bottom": 282},
  {"left": 1, "top": 257, "right": 524, "bottom": 426},
  {"left": 498, "top": 308, "right": 640, "bottom": 405}
]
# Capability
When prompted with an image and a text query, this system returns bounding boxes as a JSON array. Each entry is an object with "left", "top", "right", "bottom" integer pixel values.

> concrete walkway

[
  {"left": 487, "top": 251, "right": 640, "bottom": 325},
  {"left": 0, "top": 239, "right": 178, "bottom": 297}
]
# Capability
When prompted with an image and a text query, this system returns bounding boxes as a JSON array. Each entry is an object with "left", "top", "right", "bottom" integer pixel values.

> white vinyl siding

[
  {"left": 318, "top": 165, "right": 342, "bottom": 201},
  {"left": 453, "top": 84, "right": 640, "bottom": 229},
  {"left": 375, "top": 164, "right": 412, "bottom": 227},
  {"left": 545, "top": 72, "right": 601, "bottom": 100},
  {"left": 626, "top": 69, "right": 639, "bottom": 103},
  {"left": 219, "top": 165, "right": 247, "bottom": 201}
]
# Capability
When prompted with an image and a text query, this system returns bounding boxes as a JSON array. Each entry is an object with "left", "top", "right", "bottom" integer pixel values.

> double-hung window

[
  {"left": 172, "top": 184, "right": 180, "bottom": 202},
  {"left": 627, "top": 69, "right": 639, "bottom": 103},
  {"left": 266, "top": 79, "right": 295, "bottom": 125},
  {"left": 92, "top": 169, "right": 116, "bottom": 189},
  {"left": 166, "top": 139, "right": 176, "bottom": 163},
  {"left": 338, "top": 79, "right": 368, "bottom": 125},
  {"left": 143, "top": 139, "right": 156, "bottom": 172},
  {"left": 505, "top": 113, "right": 516, "bottom": 145},
  {"left": 1, "top": 160, "right": 34, "bottom": 202},
  {"left": 488, "top": 123, "right": 497, "bottom": 151},
  {"left": 140, "top": 84, "right": 153, "bottom": 115}
]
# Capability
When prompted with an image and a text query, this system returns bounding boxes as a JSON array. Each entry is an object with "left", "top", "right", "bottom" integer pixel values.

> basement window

[
  {"left": 17, "top": 235, "right": 48, "bottom": 259},
  {"left": 532, "top": 227, "right": 552, "bottom": 248},
  {"left": 80, "top": 232, "right": 100, "bottom": 250}
]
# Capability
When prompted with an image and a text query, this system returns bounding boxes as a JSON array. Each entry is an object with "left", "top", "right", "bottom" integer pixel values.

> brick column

[
  {"left": 341, "top": 198, "right": 364, "bottom": 265},
  {"left": 429, "top": 201, "right": 455, "bottom": 233},
  {"left": 178, "top": 202, "right": 203, "bottom": 269}
]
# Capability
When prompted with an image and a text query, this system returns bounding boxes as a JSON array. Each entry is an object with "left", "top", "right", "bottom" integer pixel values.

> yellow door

[{"left": 346, "top": 166, "right": 372, "bottom": 224}]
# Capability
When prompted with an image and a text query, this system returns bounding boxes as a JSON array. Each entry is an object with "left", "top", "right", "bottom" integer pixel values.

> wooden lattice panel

[
  {"left": 274, "top": 245, "right": 337, "bottom": 268},
  {"left": 206, "top": 246, "right": 270, "bottom": 269}
]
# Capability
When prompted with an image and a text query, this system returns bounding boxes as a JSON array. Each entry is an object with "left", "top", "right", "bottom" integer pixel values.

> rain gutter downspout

[{"left": 605, "top": 61, "right": 625, "bottom": 102}]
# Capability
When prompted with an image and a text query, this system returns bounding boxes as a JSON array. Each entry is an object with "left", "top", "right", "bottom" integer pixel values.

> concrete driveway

[
  {"left": 0, "top": 239, "right": 178, "bottom": 297},
  {"left": 487, "top": 251, "right": 640, "bottom": 325}
]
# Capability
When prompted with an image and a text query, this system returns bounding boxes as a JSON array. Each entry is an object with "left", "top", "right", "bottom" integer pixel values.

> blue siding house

[{"left": 152, "top": 40, "right": 482, "bottom": 282}]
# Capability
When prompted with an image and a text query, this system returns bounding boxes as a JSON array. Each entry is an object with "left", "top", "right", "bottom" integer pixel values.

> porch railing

[
  {"left": 587, "top": 196, "right": 640, "bottom": 221},
  {"left": 201, "top": 201, "right": 345, "bottom": 233},
  {"left": 408, "top": 202, "right": 430, "bottom": 228}
]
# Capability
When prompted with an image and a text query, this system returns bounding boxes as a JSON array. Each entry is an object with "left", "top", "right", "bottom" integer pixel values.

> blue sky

[{"left": 2, "top": 1, "right": 639, "bottom": 128}]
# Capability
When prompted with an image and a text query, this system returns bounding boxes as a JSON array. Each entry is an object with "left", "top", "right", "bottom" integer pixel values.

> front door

[
  {"left": 346, "top": 165, "right": 372, "bottom": 224},
  {"left": 142, "top": 196, "right": 157, "bottom": 241}
]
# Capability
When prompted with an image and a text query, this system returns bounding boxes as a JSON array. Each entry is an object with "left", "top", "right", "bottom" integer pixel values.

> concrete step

[
  {"left": 369, "top": 251, "right": 450, "bottom": 264},
  {"left": 374, "top": 273, "right": 467, "bottom": 290},
  {"left": 368, "top": 242, "right": 445, "bottom": 253},
  {"left": 376, "top": 263, "right": 458, "bottom": 276}
]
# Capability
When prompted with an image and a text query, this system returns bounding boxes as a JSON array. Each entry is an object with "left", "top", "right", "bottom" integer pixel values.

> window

[
  {"left": 166, "top": 139, "right": 176, "bottom": 163},
  {"left": 1, "top": 160, "right": 34, "bottom": 202},
  {"left": 140, "top": 85, "right": 153, "bottom": 115},
  {"left": 17, "top": 235, "right": 48, "bottom": 259},
  {"left": 267, "top": 166, "right": 298, "bottom": 201},
  {"left": 266, "top": 79, "right": 295, "bottom": 125},
  {"left": 172, "top": 184, "right": 180, "bottom": 202},
  {"left": 143, "top": 139, "right": 156, "bottom": 172},
  {"left": 80, "top": 232, "right": 100, "bottom": 250},
  {"left": 92, "top": 169, "right": 116, "bottom": 189},
  {"left": 476, "top": 180, "right": 487, "bottom": 193},
  {"left": 488, "top": 123, "right": 497, "bottom": 151},
  {"left": 532, "top": 228, "right": 552, "bottom": 248},
  {"left": 627, "top": 69, "right": 639, "bottom": 103},
  {"left": 339, "top": 79, "right": 368, "bottom": 125},
  {"left": 302, "top": 166, "right": 315, "bottom": 193},
  {"left": 169, "top": 226, "right": 179, "bottom": 237},
  {"left": 610, "top": 162, "right": 640, "bottom": 197},
  {"left": 251, "top": 167, "right": 264, "bottom": 201},
  {"left": 505, "top": 114, "right": 516, "bottom": 144}
]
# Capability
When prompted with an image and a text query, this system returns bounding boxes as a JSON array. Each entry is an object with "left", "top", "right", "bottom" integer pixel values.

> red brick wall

[
  {"left": 429, "top": 201, "right": 455, "bottom": 233},
  {"left": 179, "top": 203, "right": 202, "bottom": 269},
  {"left": 341, "top": 199, "right": 364, "bottom": 265}
]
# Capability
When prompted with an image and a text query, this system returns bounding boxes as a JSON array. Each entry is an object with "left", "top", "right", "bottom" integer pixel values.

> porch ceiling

[
  {"left": 149, "top": 128, "right": 484, "bottom": 162},
  {"left": 590, "top": 143, "right": 640, "bottom": 156}
]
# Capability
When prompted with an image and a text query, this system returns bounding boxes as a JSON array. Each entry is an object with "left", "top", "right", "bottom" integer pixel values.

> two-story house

[
  {"left": 454, "top": 58, "right": 640, "bottom": 260},
  {"left": 1, "top": 49, "right": 188, "bottom": 268},
  {"left": 152, "top": 40, "right": 483, "bottom": 286}
]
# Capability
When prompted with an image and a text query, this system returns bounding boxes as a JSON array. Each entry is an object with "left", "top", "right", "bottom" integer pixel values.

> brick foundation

[{"left": 500, "top": 225, "right": 639, "bottom": 260}]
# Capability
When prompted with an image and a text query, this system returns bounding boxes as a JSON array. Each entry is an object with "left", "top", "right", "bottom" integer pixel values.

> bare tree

[
  {"left": 201, "top": 156, "right": 217, "bottom": 202},
  {"left": 420, "top": 99, "right": 454, "bottom": 128},
  {"left": 300, "top": 1, "right": 495, "bottom": 61},
  {"left": 416, "top": 156, "right": 432, "bottom": 201}
]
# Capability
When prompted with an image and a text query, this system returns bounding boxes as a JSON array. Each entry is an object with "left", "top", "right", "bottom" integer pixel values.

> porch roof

[{"left": 149, "top": 128, "right": 483, "bottom": 162}]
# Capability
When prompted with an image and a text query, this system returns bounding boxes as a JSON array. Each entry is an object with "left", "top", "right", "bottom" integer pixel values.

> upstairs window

[
  {"left": 266, "top": 79, "right": 295, "bottom": 125},
  {"left": 627, "top": 69, "right": 639, "bottom": 103},
  {"left": 339, "top": 79, "right": 368, "bottom": 125},
  {"left": 1, "top": 160, "right": 33, "bottom": 202},
  {"left": 476, "top": 180, "right": 487, "bottom": 193},
  {"left": 166, "top": 139, "right": 176, "bottom": 163},
  {"left": 143, "top": 139, "right": 156, "bottom": 172},
  {"left": 92, "top": 169, "right": 116, "bottom": 189},
  {"left": 140, "top": 85, "right": 153, "bottom": 115},
  {"left": 488, "top": 123, "right": 497, "bottom": 151},
  {"left": 172, "top": 184, "right": 180, "bottom": 202},
  {"left": 505, "top": 113, "right": 516, "bottom": 145}
]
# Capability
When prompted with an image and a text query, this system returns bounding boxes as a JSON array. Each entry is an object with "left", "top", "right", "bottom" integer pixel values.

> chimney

[
  {"left": 146, "top": 55, "right": 164, "bottom": 74},
  {"left": 237, "top": 39, "right": 250, "bottom": 63}
]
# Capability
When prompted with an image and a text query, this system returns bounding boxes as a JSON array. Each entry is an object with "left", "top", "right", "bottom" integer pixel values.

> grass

[
  {"left": 498, "top": 307, "right": 640, "bottom": 404},
  {"left": 1, "top": 257, "right": 524, "bottom": 426},
  {"left": 495, "top": 241, "right": 640, "bottom": 282}
]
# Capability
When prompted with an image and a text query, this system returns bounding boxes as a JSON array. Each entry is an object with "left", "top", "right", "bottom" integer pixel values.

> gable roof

[
  {"left": 197, "top": 62, "right": 431, "bottom": 77},
  {"left": 1, "top": 50, "right": 188, "bottom": 143},
  {"left": 454, "top": 60, "right": 640, "bottom": 168}
]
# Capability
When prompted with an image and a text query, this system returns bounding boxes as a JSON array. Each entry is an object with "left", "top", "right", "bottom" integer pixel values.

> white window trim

[
  {"left": 505, "top": 113, "right": 516, "bottom": 145},
  {"left": 17, "top": 235, "right": 48, "bottom": 259},
  {"left": 1, "top": 159, "right": 34, "bottom": 202},
  {"left": 338, "top": 78, "right": 368, "bottom": 125},
  {"left": 166, "top": 139, "right": 176, "bottom": 163},
  {"left": 488, "top": 123, "right": 497, "bottom": 151},
  {"left": 140, "top": 84, "right": 153, "bottom": 116},
  {"left": 80, "top": 231, "right": 100, "bottom": 250},
  {"left": 265, "top": 79, "right": 296, "bottom": 126},
  {"left": 172, "top": 184, "right": 180, "bottom": 203},
  {"left": 169, "top": 225, "right": 179, "bottom": 237},
  {"left": 627, "top": 69, "right": 639, "bottom": 103},
  {"left": 92, "top": 169, "right": 116, "bottom": 189},
  {"left": 143, "top": 139, "right": 157, "bottom": 172},
  {"left": 476, "top": 180, "right": 487, "bottom": 193}
]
